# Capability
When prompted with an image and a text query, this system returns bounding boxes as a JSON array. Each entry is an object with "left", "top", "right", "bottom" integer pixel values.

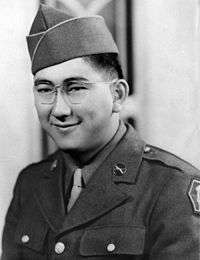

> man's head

[{"left": 27, "top": 4, "right": 129, "bottom": 157}]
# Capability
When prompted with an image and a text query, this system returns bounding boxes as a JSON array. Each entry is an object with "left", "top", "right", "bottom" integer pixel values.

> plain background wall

[
  {"left": 133, "top": 0, "right": 200, "bottom": 168},
  {"left": 1, "top": 0, "right": 200, "bottom": 255},
  {"left": 0, "top": 0, "right": 41, "bottom": 253}
]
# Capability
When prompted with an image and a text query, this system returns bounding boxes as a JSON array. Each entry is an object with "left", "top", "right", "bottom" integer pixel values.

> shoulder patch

[{"left": 188, "top": 179, "right": 200, "bottom": 215}]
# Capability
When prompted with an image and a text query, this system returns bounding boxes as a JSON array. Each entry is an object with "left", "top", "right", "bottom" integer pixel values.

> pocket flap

[{"left": 80, "top": 226, "right": 145, "bottom": 256}]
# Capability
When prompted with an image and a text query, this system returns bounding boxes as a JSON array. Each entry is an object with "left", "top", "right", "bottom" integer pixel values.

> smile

[{"left": 52, "top": 122, "right": 81, "bottom": 132}]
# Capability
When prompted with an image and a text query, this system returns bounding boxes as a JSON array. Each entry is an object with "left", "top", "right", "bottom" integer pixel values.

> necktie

[{"left": 67, "top": 168, "right": 82, "bottom": 212}]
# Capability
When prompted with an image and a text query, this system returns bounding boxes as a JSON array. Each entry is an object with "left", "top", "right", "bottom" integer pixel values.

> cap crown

[
  {"left": 29, "top": 4, "right": 73, "bottom": 34},
  {"left": 26, "top": 4, "right": 118, "bottom": 74}
]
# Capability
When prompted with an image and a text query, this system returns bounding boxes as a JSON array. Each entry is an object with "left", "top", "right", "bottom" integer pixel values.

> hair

[{"left": 83, "top": 53, "right": 124, "bottom": 80}]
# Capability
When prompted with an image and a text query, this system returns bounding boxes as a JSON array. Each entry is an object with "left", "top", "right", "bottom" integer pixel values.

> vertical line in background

[
  {"left": 126, "top": 0, "right": 135, "bottom": 127},
  {"left": 195, "top": 0, "right": 200, "bottom": 118},
  {"left": 115, "top": 0, "right": 127, "bottom": 79},
  {"left": 112, "top": 1, "right": 117, "bottom": 41},
  {"left": 126, "top": 0, "right": 134, "bottom": 94}
]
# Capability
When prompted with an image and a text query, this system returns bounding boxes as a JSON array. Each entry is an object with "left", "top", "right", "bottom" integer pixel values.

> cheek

[
  {"left": 34, "top": 101, "right": 51, "bottom": 123},
  {"left": 82, "top": 95, "right": 113, "bottom": 123}
]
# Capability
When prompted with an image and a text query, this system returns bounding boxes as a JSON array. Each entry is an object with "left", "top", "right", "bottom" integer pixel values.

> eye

[
  {"left": 66, "top": 82, "right": 88, "bottom": 93},
  {"left": 35, "top": 84, "right": 53, "bottom": 93}
]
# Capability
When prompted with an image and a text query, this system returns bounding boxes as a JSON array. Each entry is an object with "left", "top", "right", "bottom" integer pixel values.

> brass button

[
  {"left": 55, "top": 242, "right": 65, "bottom": 254},
  {"left": 107, "top": 243, "right": 115, "bottom": 252},
  {"left": 144, "top": 146, "right": 151, "bottom": 153},
  {"left": 21, "top": 235, "right": 29, "bottom": 243}
]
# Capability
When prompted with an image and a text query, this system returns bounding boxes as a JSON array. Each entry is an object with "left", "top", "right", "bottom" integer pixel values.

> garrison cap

[{"left": 26, "top": 4, "right": 119, "bottom": 75}]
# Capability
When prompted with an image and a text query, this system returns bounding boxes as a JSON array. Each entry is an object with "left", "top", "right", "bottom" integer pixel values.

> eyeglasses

[{"left": 33, "top": 79, "right": 117, "bottom": 105}]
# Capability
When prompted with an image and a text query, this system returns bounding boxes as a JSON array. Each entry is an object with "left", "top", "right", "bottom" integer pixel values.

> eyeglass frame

[{"left": 33, "top": 78, "right": 118, "bottom": 105}]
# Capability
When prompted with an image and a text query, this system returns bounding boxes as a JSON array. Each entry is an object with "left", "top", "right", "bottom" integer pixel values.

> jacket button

[
  {"left": 144, "top": 145, "right": 151, "bottom": 153},
  {"left": 21, "top": 235, "right": 29, "bottom": 243},
  {"left": 55, "top": 242, "right": 65, "bottom": 254},
  {"left": 107, "top": 243, "right": 115, "bottom": 252}
]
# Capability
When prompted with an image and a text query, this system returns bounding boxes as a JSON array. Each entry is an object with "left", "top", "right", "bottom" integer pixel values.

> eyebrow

[
  {"left": 34, "top": 77, "right": 89, "bottom": 86},
  {"left": 63, "top": 77, "right": 89, "bottom": 84},
  {"left": 34, "top": 79, "right": 52, "bottom": 86}
]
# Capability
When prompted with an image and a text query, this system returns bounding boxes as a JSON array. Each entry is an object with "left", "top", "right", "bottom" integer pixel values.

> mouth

[{"left": 51, "top": 121, "right": 81, "bottom": 132}]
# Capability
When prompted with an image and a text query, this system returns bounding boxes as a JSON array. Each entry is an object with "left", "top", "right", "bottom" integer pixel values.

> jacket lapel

[
  {"left": 60, "top": 125, "right": 145, "bottom": 233},
  {"left": 34, "top": 152, "right": 66, "bottom": 232},
  {"left": 59, "top": 160, "right": 128, "bottom": 233}
]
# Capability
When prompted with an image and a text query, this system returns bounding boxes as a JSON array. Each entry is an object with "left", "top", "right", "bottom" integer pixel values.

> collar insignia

[{"left": 113, "top": 163, "right": 127, "bottom": 176}]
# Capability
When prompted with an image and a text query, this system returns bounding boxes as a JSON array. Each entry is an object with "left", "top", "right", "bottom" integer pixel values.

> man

[{"left": 2, "top": 4, "right": 200, "bottom": 260}]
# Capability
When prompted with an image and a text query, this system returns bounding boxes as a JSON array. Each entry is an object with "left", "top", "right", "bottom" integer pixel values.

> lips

[
  {"left": 53, "top": 122, "right": 79, "bottom": 128},
  {"left": 50, "top": 121, "right": 81, "bottom": 132}
]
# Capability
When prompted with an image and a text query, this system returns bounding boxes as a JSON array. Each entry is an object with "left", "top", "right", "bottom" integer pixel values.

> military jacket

[{"left": 2, "top": 125, "right": 200, "bottom": 259}]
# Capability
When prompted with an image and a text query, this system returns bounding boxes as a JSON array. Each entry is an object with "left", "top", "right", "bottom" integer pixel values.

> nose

[{"left": 51, "top": 91, "right": 71, "bottom": 118}]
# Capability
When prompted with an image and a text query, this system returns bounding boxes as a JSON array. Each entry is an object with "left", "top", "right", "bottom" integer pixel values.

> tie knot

[{"left": 73, "top": 168, "right": 82, "bottom": 187}]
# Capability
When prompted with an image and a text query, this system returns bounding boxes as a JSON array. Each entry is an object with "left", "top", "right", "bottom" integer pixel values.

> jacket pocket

[
  {"left": 80, "top": 226, "right": 145, "bottom": 256},
  {"left": 14, "top": 216, "right": 48, "bottom": 253}
]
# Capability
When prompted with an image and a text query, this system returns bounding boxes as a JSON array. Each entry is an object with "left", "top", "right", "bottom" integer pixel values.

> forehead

[{"left": 34, "top": 57, "right": 103, "bottom": 82}]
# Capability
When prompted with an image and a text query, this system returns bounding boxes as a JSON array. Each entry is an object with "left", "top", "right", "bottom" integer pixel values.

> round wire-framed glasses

[{"left": 33, "top": 79, "right": 118, "bottom": 105}]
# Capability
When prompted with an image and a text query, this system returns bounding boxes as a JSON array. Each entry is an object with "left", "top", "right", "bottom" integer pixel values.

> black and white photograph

[{"left": 0, "top": 0, "right": 200, "bottom": 259}]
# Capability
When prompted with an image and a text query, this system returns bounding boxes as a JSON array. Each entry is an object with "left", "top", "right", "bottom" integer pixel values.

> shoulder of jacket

[
  {"left": 19, "top": 150, "right": 59, "bottom": 178},
  {"left": 142, "top": 145, "right": 200, "bottom": 217},
  {"left": 142, "top": 144, "right": 199, "bottom": 177}
]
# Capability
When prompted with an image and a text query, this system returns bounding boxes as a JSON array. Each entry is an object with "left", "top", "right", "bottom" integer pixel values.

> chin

[
  {"left": 53, "top": 138, "right": 81, "bottom": 151},
  {"left": 47, "top": 130, "right": 88, "bottom": 151}
]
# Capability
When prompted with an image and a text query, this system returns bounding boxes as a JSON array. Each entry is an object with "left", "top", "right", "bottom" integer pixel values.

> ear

[{"left": 111, "top": 79, "right": 129, "bottom": 113}]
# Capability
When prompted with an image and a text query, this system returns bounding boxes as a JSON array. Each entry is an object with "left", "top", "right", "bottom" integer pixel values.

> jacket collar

[
  {"left": 34, "top": 124, "right": 145, "bottom": 233},
  {"left": 110, "top": 124, "right": 145, "bottom": 184}
]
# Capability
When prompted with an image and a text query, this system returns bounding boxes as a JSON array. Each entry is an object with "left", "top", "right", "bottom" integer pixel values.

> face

[{"left": 34, "top": 58, "right": 119, "bottom": 154}]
